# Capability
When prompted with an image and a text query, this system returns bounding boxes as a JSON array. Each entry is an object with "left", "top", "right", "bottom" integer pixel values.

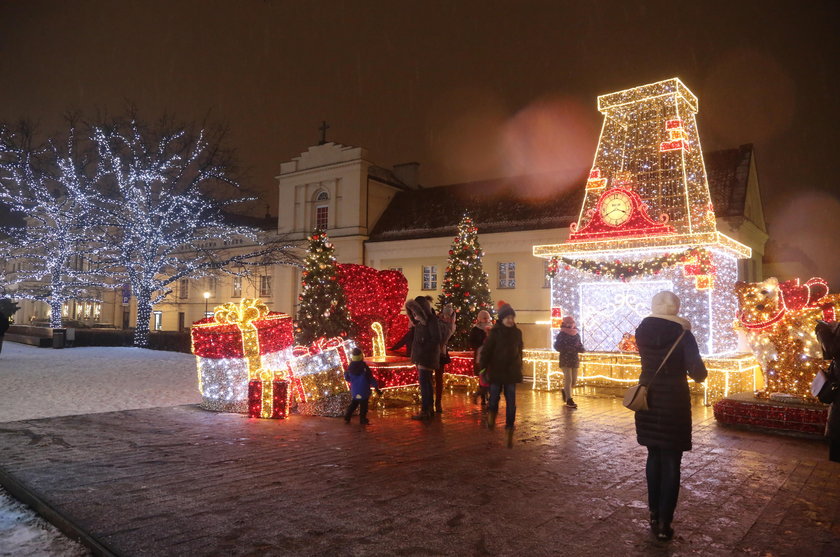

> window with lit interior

[{"left": 315, "top": 191, "right": 329, "bottom": 230}]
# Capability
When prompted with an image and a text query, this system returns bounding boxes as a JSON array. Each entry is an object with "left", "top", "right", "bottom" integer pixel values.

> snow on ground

[
  {"left": 0, "top": 342, "right": 200, "bottom": 422},
  {"left": 0, "top": 490, "right": 88, "bottom": 557},
  {"left": 0, "top": 342, "right": 201, "bottom": 556}
]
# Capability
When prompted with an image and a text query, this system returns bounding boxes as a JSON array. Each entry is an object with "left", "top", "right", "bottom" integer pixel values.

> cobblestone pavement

[{"left": 0, "top": 389, "right": 837, "bottom": 557}]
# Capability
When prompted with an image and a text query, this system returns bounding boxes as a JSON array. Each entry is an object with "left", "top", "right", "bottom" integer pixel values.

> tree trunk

[
  {"left": 49, "top": 299, "right": 63, "bottom": 329},
  {"left": 133, "top": 294, "right": 153, "bottom": 348},
  {"left": 49, "top": 267, "right": 64, "bottom": 328}
]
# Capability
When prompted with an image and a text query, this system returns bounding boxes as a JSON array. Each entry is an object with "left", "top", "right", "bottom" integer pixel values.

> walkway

[{"left": 0, "top": 389, "right": 837, "bottom": 556}]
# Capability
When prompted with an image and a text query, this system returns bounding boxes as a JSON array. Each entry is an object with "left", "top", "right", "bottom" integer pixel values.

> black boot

[
  {"left": 656, "top": 522, "right": 674, "bottom": 541},
  {"left": 411, "top": 409, "right": 432, "bottom": 420}
]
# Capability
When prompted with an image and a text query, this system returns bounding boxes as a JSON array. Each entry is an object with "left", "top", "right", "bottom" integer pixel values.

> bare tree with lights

[
  {"left": 437, "top": 214, "right": 494, "bottom": 349},
  {"left": 0, "top": 121, "right": 111, "bottom": 328},
  {"left": 89, "top": 114, "right": 301, "bottom": 347}
]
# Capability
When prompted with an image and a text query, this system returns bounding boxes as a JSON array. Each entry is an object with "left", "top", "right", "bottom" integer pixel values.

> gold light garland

[{"left": 546, "top": 247, "right": 712, "bottom": 281}]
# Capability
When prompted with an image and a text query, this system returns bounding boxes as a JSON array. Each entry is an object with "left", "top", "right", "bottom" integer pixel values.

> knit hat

[
  {"left": 649, "top": 291, "right": 691, "bottom": 330},
  {"left": 561, "top": 316, "right": 576, "bottom": 328},
  {"left": 497, "top": 300, "right": 515, "bottom": 321},
  {"left": 351, "top": 347, "right": 364, "bottom": 361}
]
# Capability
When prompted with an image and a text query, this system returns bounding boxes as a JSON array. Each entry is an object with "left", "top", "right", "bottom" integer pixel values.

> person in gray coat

[
  {"left": 634, "top": 291, "right": 707, "bottom": 541},
  {"left": 406, "top": 296, "right": 441, "bottom": 420}
]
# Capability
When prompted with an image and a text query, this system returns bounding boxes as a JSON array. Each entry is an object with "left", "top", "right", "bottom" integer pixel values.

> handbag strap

[{"left": 647, "top": 330, "right": 686, "bottom": 385}]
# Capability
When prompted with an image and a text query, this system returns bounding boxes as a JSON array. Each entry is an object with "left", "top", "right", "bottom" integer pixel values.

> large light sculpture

[{"left": 531, "top": 78, "right": 758, "bottom": 404}]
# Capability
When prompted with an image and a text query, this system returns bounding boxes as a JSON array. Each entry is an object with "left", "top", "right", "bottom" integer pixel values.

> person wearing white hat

[{"left": 634, "top": 291, "right": 707, "bottom": 541}]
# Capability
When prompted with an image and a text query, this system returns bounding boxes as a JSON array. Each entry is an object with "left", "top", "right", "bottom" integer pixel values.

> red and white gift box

[{"left": 191, "top": 303, "right": 294, "bottom": 413}]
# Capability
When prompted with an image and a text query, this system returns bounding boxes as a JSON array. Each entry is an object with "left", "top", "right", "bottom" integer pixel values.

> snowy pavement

[{"left": 0, "top": 342, "right": 200, "bottom": 556}]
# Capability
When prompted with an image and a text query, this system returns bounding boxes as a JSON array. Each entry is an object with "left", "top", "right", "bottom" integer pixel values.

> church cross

[{"left": 318, "top": 121, "right": 330, "bottom": 145}]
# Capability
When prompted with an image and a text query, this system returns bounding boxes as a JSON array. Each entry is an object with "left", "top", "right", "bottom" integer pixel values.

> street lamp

[{"left": 203, "top": 291, "right": 211, "bottom": 318}]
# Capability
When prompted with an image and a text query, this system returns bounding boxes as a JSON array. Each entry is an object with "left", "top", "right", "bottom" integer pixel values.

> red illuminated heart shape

[{"left": 336, "top": 264, "right": 409, "bottom": 354}]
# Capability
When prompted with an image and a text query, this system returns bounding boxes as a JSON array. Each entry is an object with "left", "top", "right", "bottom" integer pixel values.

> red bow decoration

[
  {"left": 292, "top": 336, "right": 344, "bottom": 357},
  {"left": 740, "top": 277, "right": 833, "bottom": 330},
  {"left": 778, "top": 278, "right": 829, "bottom": 311}
]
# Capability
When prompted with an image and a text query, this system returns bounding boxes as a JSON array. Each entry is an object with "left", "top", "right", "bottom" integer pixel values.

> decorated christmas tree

[
  {"left": 437, "top": 214, "right": 493, "bottom": 350},
  {"left": 295, "top": 230, "right": 354, "bottom": 344}
]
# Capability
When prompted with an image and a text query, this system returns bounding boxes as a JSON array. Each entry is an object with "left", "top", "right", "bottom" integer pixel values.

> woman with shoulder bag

[{"left": 634, "top": 291, "right": 707, "bottom": 541}]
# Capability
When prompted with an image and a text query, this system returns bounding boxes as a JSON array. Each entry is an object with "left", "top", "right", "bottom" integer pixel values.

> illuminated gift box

[
  {"left": 288, "top": 338, "right": 353, "bottom": 404},
  {"left": 368, "top": 355, "right": 418, "bottom": 389},
  {"left": 443, "top": 350, "right": 479, "bottom": 390},
  {"left": 248, "top": 379, "right": 289, "bottom": 419},
  {"left": 191, "top": 299, "right": 294, "bottom": 413}
]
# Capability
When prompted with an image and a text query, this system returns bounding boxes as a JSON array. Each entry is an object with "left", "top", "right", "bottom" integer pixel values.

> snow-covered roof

[{"left": 369, "top": 145, "right": 755, "bottom": 241}]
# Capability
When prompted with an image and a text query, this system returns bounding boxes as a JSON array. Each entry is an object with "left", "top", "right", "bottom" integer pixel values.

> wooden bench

[{"left": 5, "top": 325, "right": 54, "bottom": 348}]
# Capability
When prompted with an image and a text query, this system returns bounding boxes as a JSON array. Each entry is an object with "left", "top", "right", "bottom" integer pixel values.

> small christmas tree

[
  {"left": 438, "top": 214, "right": 494, "bottom": 349},
  {"left": 296, "top": 230, "right": 355, "bottom": 344}
]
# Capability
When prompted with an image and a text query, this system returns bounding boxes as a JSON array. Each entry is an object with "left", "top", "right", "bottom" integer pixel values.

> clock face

[{"left": 600, "top": 191, "right": 632, "bottom": 226}]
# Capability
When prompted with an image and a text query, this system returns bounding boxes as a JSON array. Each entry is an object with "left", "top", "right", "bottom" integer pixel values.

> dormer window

[{"left": 314, "top": 190, "right": 329, "bottom": 230}]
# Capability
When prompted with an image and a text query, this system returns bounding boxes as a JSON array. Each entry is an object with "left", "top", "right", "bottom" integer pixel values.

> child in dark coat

[
  {"left": 553, "top": 315, "right": 585, "bottom": 408},
  {"left": 344, "top": 348, "right": 382, "bottom": 425}
]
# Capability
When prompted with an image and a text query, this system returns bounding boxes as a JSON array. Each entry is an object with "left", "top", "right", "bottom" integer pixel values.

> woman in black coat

[
  {"left": 634, "top": 291, "right": 707, "bottom": 541},
  {"left": 405, "top": 296, "right": 441, "bottom": 420}
]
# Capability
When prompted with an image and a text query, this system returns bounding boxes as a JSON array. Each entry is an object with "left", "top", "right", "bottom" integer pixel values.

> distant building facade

[{"left": 4, "top": 142, "right": 768, "bottom": 349}]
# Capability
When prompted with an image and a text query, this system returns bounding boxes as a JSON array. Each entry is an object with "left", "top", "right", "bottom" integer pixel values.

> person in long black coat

[
  {"left": 479, "top": 303, "right": 523, "bottom": 446},
  {"left": 815, "top": 320, "right": 840, "bottom": 462},
  {"left": 634, "top": 291, "right": 707, "bottom": 541},
  {"left": 405, "top": 296, "right": 441, "bottom": 420},
  {"left": 0, "top": 311, "right": 9, "bottom": 355}
]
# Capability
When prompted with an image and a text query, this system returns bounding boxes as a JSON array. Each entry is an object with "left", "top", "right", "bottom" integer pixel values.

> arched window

[{"left": 314, "top": 190, "right": 329, "bottom": 230}]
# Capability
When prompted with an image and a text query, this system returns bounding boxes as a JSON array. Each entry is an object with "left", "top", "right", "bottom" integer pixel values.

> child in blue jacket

[{"left": 344, "top": 347, "right": 382, "bottom": 425}]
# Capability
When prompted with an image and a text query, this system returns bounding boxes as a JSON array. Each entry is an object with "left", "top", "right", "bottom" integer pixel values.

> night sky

[{"left": 2, "top": 1, "right": 839, "bottom": 280}]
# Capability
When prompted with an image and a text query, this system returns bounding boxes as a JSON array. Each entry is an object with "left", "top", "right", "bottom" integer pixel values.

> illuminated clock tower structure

[{"left": 531, "top": 78, "right": 759, "bottom": 402}]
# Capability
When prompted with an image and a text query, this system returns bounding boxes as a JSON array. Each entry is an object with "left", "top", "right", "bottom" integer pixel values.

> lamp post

[{"left": 203, "top": 291, "right": 211, "bottom": 318}]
